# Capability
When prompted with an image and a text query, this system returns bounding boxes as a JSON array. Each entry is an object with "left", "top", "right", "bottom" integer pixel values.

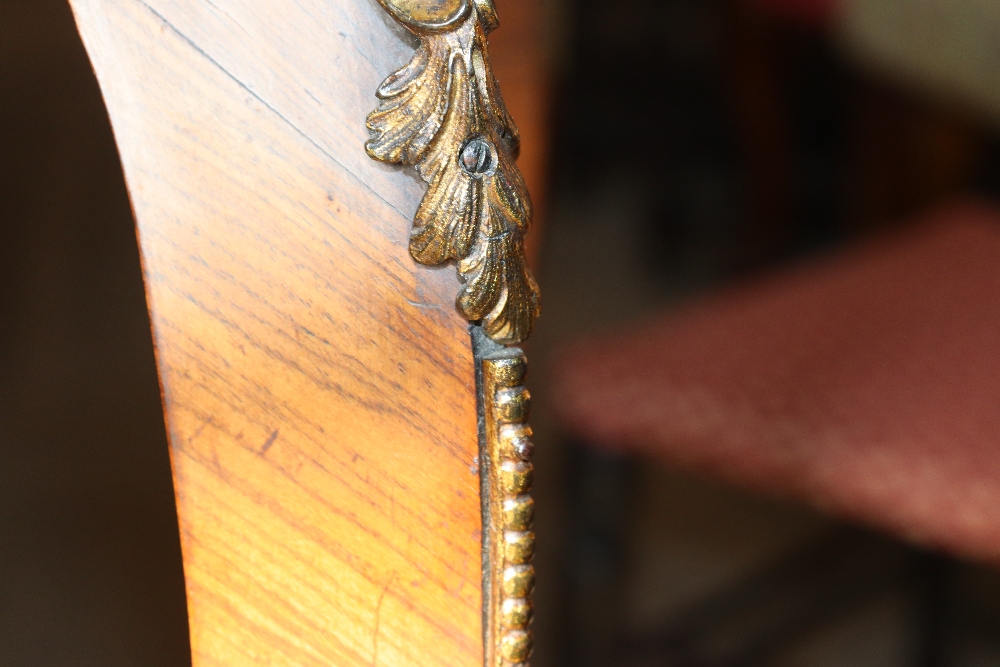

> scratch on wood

[
  {"left": 132, "top": 0, "right": 409, "bottom": 221},
  {"left": 259, "top": 429, "right": 279, "bottom": 456},
  {"left": 372, "top": 573, "right": 396, "bottom": 666},
  {"left": 188, "top": 419, "right": 210, "bottom": 445},
  {"left": 405, "top": 298, "right": 444, "bottom": 311},
  {"left": 212, "top": 447, "right": 223, "bottom": 476}
]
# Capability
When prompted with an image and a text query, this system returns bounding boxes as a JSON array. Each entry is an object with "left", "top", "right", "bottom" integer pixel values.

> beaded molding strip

[{"left": 476, "top": 331, "right": 535, "bottom": 667}]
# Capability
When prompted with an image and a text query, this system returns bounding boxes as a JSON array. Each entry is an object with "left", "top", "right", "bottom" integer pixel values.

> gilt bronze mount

[
  {"left": 366, "top": 1, "right": 539, "bottom": 663},
  {"left": 366, "top": 0, "right": 539, "bottom": 346}
]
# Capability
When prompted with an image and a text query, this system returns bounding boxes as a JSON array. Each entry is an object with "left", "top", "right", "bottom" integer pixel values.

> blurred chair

[
  {"left": 554, "top": 199, "right": 1000, "bottom": 563},
  {"left": 552, "top": 199, "right": 1000, "bottom": 663}
]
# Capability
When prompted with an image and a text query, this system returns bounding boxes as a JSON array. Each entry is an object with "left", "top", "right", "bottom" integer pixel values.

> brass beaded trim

[
  {"left": 482, "top": 350, "right": 535, "bottom": 667},
  {"left": 364, "top": 1, "right": 541, "bottom": 658}
]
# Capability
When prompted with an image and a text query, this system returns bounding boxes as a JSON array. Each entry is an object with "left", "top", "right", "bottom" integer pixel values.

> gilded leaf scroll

[{"left": 366, "top": 0, "right": 540, "bottom": 345}]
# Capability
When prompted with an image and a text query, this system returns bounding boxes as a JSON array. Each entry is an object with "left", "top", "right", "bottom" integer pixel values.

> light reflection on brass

[
  {"left": 499, "top": 630, "right": 531, "bottom": 663},
  {"left": 503, "top": 531, "right": 534, "bottom": 564},
  {"left": 500, "top": 597, "right": 532, "bottom": 628},
  {"left": 495, "top": 387, "right": 531, "bottom": 423},
  {"left": 502, "top": 564, "right": 534, "bottom": 598},
  {"left": 500, "top": 461, "right": 532, "bottom": 495},
  {"left": 376, "top": 0, "right": 468, "bottom": 29},
  {"left": 483, "top": 344, "right": 536, "bottom": 666},
  {"left": 502, "top": 495, "right": 534, "bottom": 530}
]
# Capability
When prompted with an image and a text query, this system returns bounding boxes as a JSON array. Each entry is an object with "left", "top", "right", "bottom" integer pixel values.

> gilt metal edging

[
  {"left": 365, "top": 0, "right": 540, "bottom": 346},
  {"left": 365, "top": 1, "right": 539, "bottom": 663},
  {"left": 474, "top": 327, "right": 535, "bottom": 667}
]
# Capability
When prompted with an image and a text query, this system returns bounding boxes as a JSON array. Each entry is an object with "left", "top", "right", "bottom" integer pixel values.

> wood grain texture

[{"left": 68, "top": 0, "right": 490, "bottom": 664}]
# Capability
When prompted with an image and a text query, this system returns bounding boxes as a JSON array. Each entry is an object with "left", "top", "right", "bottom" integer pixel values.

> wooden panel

[{"left": 68, "top": 1, "right": 483, "bottom": 665}]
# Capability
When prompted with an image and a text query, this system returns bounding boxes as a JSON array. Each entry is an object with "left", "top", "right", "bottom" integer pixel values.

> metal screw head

[{"left": 459, "top": 137, "right": 494, "bottom": 176}]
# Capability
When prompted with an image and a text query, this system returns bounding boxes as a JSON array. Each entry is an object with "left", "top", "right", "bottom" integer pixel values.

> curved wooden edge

[{"left": 68, "top": 0, "right": 487, "bottom": 664}]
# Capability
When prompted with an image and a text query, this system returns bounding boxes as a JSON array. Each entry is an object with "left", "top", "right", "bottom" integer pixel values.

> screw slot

[{"left": 459, "top": 137, "right": 495, "bottom": 176}]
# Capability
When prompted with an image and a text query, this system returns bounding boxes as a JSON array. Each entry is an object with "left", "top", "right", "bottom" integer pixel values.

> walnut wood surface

[{"left": 66, "top": 0, "right": 513, "bottom": 664}]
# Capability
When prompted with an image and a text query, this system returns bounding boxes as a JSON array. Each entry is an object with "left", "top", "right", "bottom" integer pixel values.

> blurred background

[{"left": 4, "top": 0, "right": 1000, "bottom": 665}]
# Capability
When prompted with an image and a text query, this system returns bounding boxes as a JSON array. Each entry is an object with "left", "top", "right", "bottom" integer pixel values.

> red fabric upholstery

[{"left": 552, "top": 201, "right": 1000, "bottom": 563}]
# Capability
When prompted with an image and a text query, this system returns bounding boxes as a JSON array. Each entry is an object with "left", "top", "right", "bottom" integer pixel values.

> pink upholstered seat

[{"left": 552, "top": 201, "right": 1000, "bottom": 563}]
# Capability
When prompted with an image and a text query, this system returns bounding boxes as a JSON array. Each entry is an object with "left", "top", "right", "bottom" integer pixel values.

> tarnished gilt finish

[
  {"left": 481, "top": 346, "right": 535, "bottom": 667},
  {"left": 367, "top": 0, "right": 539, "bottom": 345},
  {"left": 376, "top": 0, "right": 468, "bottom": 29},
  {"left": 367, "top": 2, "right": 540, "bottom": 663}
]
